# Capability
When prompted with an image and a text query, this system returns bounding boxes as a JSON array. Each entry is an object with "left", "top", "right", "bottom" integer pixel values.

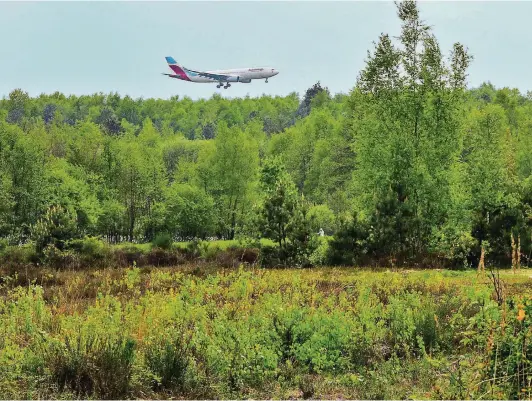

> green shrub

[
  {"left": 144, "top": 337, "right": 190, "bottom": 392},
  {"left": 66, "top": 237, "right": 110, "bottom": 267},
  {"left": 326, "top": 214, "right": 370, "bottom": 266},
  {"left": 42, "top": 244, "right": 79, "bottom": 269},
  {"left": 46, "top": 333, "right": 136, "bottom": 399},
  {"left": 477, "top": 299, "right": 532, "bottom": 399},
  {"left": 0, "top": 244, "right": 38, "bottom": 266},
  {"left": 259, "top": 241, "right": 315, "bottom": 268},
  {"left": 0, "top": 340, "right": 28, "bottom": 399},
  {"left": 184, "top": 239, "right": 210, "bottom": 260},
  {"left": 298, "top": 374, "right": 316, "bottom": 399},
  {"left": 0, "top": 238, "right": 8, "bottom": 254},
  {"left": 291, "top": 311, "right": 353, "bottom": 374},
  {"left": 151, "top": 233, "right": 173, "bottom": 250},
  {"left": 204, "top": 243, "right": 222, "bottom": 261},
  {"left": 386, "top": 292, "right": 451, "bottom": 356},
  {"left": 271, "top": 306, "right": 307, "bottom": 364},
  {"left": 206, "top": 317, "right": 280, "bottom": 393},
  {"left": 31, "top": 205, "right": 79, "bottom": 256},
  {"left": 258, "top": 244, "right": 283, "bottom": 268},
  {"left": 308, "top": 236, "right": 329, "bottom": 267},
  {"left": 430, "top": 226, "right": 476, "bottom": 269}
]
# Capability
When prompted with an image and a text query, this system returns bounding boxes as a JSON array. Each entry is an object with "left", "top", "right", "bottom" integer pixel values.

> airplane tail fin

[
  {"left": 165, "top": 56, "right": 179, "bottom": 66},
  {"left": 165, "top": 56, "right": 190, "bottom": 80}
]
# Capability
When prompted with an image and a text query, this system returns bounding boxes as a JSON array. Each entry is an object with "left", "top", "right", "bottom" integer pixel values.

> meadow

[{"left": 1, "top": 264, "right": 531, "bottom": 400}]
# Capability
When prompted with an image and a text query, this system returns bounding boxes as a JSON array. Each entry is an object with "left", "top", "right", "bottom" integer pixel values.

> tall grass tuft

[{"left": 45, "top": 333, "right": 136, "bottom": 399}]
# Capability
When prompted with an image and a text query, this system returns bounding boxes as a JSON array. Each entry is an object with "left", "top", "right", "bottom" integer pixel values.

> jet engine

[{"left": 221, "top": 76, "right": 251, "bottom": 83}]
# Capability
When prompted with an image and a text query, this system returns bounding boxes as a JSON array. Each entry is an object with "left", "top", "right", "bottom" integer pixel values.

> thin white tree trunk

[
  {"left": 478, "top": 245, "right": 485, "bottom": 273},
  {"left": 511, "top": 232, "right": 516, "bottom": 273},
  {"left": 517, "top": 233, "right": 521, "bottom": 270}
]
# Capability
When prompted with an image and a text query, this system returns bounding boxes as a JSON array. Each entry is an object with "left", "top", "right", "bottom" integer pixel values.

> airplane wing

[{"left": 188, "top": 70, "right": 233, "bottom": 81}]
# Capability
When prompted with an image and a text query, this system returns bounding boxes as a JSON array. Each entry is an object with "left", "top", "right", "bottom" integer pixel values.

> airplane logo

[{"left": 162, "top": 57, "right": 279, "bottom": 89}]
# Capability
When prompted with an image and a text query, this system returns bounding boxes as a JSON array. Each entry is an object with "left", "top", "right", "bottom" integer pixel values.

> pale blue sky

[{"left": 0, "top": 1, "right": 530, "bottom": 100}]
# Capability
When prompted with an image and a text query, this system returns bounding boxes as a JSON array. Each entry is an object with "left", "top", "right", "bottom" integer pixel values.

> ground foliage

[{"left": 0, "top": 266, "right": 531, "bottom": 399}]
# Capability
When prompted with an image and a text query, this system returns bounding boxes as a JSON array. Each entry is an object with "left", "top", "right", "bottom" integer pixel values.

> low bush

[
  {"left": 146, "top": 248, "right": 186, "bottom": 267},
  {"left": 42, "top": 244, "right": 79, "bottom": 269},
  {"left": 0, "top": 239, "right": 269, "bottom": 270},
  {"left": 0, "top": 238, "right": 8, "bottom": 254},
  {"left": 308, "top": 236, "right": 329, "bottom": 267},
  {"left": 184, "top": 239, "right": 210, "bottom": 260},
  {"left": 111, "top": 244, "right": 148, "bottom": 267},
  {"left": 144, "top": 337, "right": 190, "bottom": 392},
  {"left": 66, "top": 237, "right": 111, "bottom": 267},
  {"left": 214, "top": 246, "right": 259, "bottom": 268},
  {"left": 0, "top": 243, "right": 38, "bottom": 267},
  {"left": 258, "top": 244, "right": 284, "bottom": 268},
  {"left": 473, "top": 298, "right": 532, "bottom": 399},
  {"left": 45, "top": 334, "right": 136, "bottom": 399},
  {"left": 151, "top": 233, "right": 173, "bottom": 251}
]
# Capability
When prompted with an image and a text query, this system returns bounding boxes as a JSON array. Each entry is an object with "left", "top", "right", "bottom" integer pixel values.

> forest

[{"left": 2, "top": 10, "right": 532, "bottom": 270}]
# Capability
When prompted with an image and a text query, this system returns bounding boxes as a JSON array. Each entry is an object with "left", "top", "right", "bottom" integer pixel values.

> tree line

[{"left": 1, "top": 0, "right": 532, "bottom": 269}]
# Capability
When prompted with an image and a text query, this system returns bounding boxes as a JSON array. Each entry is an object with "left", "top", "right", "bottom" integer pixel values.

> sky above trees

[{"left": 1, "top": 1, "right": 532, "bottom": 100}]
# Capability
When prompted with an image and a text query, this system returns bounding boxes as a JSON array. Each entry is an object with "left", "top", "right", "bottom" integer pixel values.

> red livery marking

[{"left": 169, "top": 65, "right": 190, "bottom": 81}]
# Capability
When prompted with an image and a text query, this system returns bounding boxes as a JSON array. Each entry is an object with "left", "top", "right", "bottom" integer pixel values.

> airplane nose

[{"left": 273, "top": 69, "right": 279, "bottom": 76}]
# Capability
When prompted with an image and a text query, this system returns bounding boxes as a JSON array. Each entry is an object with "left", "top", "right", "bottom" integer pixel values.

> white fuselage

[{"left": 186, "top": 67, "right": 278, "bottom": 83}]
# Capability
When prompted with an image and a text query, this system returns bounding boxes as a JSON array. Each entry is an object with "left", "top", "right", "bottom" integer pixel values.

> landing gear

[
  {"left": 265, "top": 78, "right": 269, "bottom": 83},
  {"left": 224, "top": 83, "right": 231, "bottom": 89}
]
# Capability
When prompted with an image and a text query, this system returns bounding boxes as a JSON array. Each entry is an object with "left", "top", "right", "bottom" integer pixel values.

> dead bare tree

[{"left": 488, "top": 265, "right": 505, "bottom": 307}]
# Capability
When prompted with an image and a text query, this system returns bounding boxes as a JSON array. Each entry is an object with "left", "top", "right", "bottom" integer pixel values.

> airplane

[{"left": 162, "top": 56, "right": 279, "bottom": 89}]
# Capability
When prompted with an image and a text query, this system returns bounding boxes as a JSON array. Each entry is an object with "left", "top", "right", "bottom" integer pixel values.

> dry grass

[{"left": 2, "top": 264, "right": 531, "bottom": 315}]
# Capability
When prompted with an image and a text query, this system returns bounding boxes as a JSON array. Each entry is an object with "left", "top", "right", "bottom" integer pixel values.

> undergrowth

[{"left": 0, "top": 266, "right": 531, "bottom": 399}]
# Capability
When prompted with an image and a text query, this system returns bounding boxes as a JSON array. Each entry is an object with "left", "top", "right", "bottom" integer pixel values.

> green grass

[
  {"left": 113, "top": 238, "right": 276, "bottom": 251},
  {"left": 171, "top": 238, "right": 277, "bottom": 250},
  {"left": 0, "top": 265, "right": 531, "bottom": 399},
  {"left": 113, "top": 242, "right": 153, "bottom": 251}
]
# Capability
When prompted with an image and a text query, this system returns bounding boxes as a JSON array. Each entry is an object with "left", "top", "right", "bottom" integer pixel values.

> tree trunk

[
  {"left": 478, "top": 245, "right": 485, "bottom": 273},
  {"left": 511, "top": 232, "right": 516, "bottom": 273},
  {"left": 129, "top": 213, "right": 134, "bottom": 242},
  {"left": 518, "top": 233, "right": 521, "bottom": 270},
  {"left": 129, "top": 201, "right": 135, "bottom": 242},
  {"left": 229, "top": 199, "right": 238, "bottom": 240}
]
